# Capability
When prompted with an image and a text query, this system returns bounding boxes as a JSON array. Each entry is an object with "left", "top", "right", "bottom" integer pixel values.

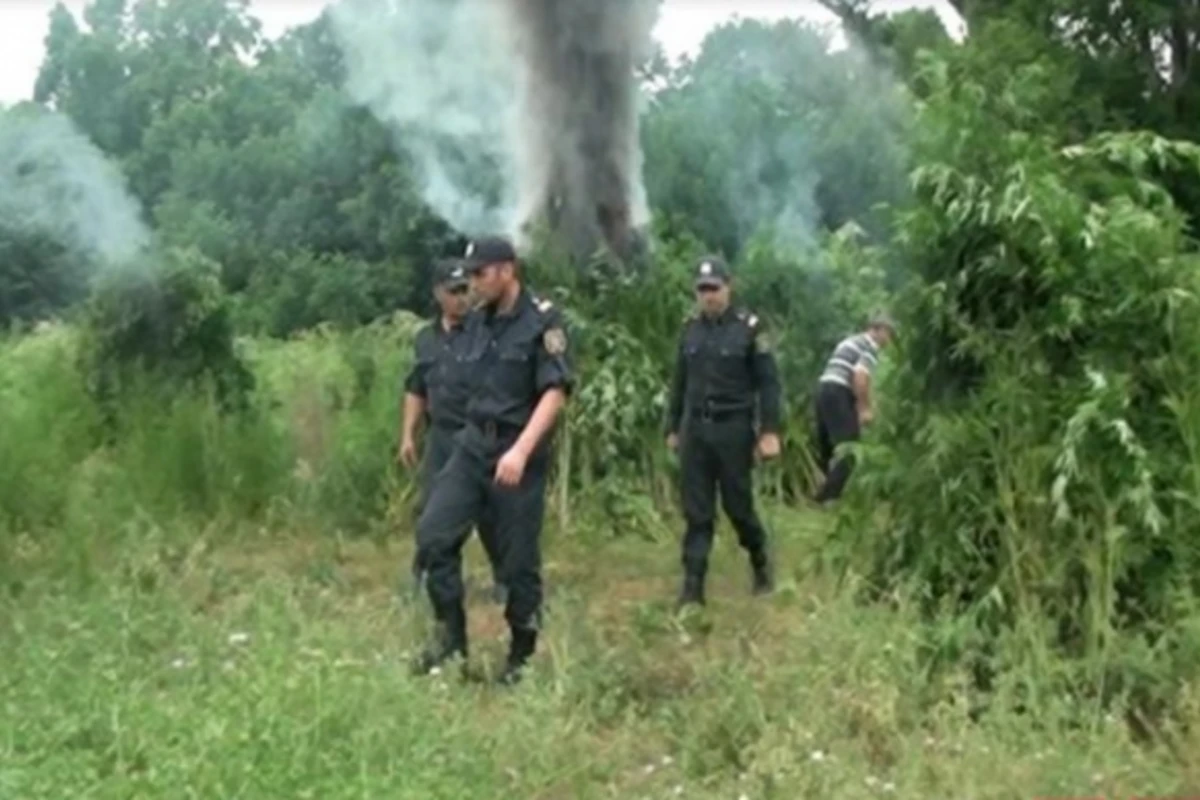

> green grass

[
  {"left": 3, "top": 322, "right": 1198, "bottom": 797},
  {"left": 3, "top": 507, "right": 1196, "bottom": 799}
]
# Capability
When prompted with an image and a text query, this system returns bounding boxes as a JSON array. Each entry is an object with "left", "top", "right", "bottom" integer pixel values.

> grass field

[
  {"left": 4, "top": 503, "right": 1197, "bottom": 799},
  {"left": 2, "top": 323, "right": 1196, "bottom": 797}
]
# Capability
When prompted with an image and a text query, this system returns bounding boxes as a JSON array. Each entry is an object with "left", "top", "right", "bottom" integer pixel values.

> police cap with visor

[{"left": 462, "top": 236, "right": 518, "bottom": 274}]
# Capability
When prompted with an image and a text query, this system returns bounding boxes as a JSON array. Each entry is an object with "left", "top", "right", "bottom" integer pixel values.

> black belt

[
  {"left": 470, "top": 419, "right": 523, "bottom": 439},
  {"left": 688, "top": 406, "right": 753, "bottom": 423}
]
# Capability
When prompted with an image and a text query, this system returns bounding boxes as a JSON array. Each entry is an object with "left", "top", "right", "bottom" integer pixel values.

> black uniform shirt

[
  {"left": 404, "top": 318, "right": 473, "bottom": 427},
  {"left": 461, "top": 288, "right": 573, "bottom": 434},
  {"left": 666, "top": 306, "right": 782, "bottom": 433}
]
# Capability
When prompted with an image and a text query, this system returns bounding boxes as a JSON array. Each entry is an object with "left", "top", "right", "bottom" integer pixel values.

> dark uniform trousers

[
  {"left": 667, "top": 305, "right": 779, "bottom": 587},
  {"left": 413, "top": 420, "right": 499, "bottom": 578},
  {"left": 680, "top": 409, "right": 769, "bottom": 578},
  {"left": 416, "top": 424, "right": 547, "bottom": 634},
  {"left": 814, "top": 381, "right": 860, "bottom": 502},
  {"left": 412, "top": 284, "right": 571, "bottom": 678}
]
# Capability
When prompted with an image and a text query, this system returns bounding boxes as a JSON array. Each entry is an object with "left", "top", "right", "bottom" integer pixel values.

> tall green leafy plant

[{"left": 833, "top": 34, "right": 1200, "bottom": 715}]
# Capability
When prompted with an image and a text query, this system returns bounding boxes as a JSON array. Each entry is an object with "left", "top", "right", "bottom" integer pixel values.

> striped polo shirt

[{"left": 819, "top": 332, "right": 880, "bottom": 387}]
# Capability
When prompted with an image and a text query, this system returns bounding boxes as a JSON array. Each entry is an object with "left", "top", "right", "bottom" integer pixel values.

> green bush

[
  {"left": 237, "top": 249, "right": 414, "bottom": 337},
  {"left": 832, "top": 46, "right": 1200, "bottom": 714},
  {"left": 0, "top": 226, "right": 90, "bottom": 327},
  {"left": 78, "top": 247, "right": 254, "bottom": 418}
]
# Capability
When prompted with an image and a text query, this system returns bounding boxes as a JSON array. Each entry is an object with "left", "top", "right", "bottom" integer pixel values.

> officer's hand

[
  {"left": 398, "top": 437, "right": 417, "bottom": 469},
  {"left": 666, "top": 433, "right": 678, "bottom": 451},
  {"left": 494, "top": 446, "right": 528, "bottom": 487},
  {"left": 757, "top": 432, "right": 781, "bottom": 460}
]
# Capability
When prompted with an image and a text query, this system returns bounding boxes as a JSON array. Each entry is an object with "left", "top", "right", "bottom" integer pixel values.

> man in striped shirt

[{"left": 813, "top": 312, "right": 896, "bottom": 502}]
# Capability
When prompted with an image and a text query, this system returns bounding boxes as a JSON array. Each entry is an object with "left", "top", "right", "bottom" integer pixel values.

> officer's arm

[
  {"left": 749, "top": 320, "right": 782, "bottom": 434},
  {"left": 666, "top": 333, "right": 686, "bottom": 435},
  {"left": 514, "top": 389, "right": 567, "bottom": 460},
  {"left": 401, "top": 393, "right": 426, "bottom": 443},
  {"left": 513, "top": 311, "right": 573, "bottom": 457},
  {"left": 401, "top": 329, "right": 432, "bottom": 440}
]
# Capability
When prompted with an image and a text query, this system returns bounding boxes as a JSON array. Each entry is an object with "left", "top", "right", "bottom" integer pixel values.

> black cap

[
  {"left": 462, "top": 235, "right": 517, "bottom": 273},
  {"left": 432, "top": 258, "right": 468, "bottom": 288},
  {"left": 694, "top": 255, "right": 731, "bottom": 288}
]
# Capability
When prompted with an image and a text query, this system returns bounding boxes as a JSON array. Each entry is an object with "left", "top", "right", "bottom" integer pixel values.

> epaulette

[
  {"left": 535, "top": 297, "right": 554, "bottom": 314},
  {"left": 737, "top": 310, "right": 759, "bottom": 328}
]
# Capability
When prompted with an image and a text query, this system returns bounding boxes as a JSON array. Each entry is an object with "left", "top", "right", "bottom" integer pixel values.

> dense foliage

[
  {"left": 832, "top": 26, "right": 1200, "bottom": 716},
  {"left": 4, "top": 0, "right": 1200, "bottom": 737}
]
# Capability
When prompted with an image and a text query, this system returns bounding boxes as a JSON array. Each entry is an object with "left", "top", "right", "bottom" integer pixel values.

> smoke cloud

[
  {"left": 0, "top": 105, "right": 150, "bottom": 270},
  {"left": 329, "top": 0, "right": 519, "bottom": 238},
  {"left": 651, "top": 18, "right": 912, "bottom": 256},
  {"left": 504, "top": 0, "right": 658, "bottom": 259},
  {"left": 330, "top": 0, "right": 659, "bottom": 260}
]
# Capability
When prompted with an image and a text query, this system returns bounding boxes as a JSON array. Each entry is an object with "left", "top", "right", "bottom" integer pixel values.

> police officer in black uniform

[
  {"left": 398, "top": 258, "right": 503, "bottom": 601},
  {"left": 665, "top": 255, "right": 782, "bottom": 607},
  {"left": 413, "top": 235, "right": 573, "bottom": 685}
]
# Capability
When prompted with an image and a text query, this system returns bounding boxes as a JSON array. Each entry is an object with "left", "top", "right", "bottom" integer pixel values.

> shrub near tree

[
  {"left": 78, "top": 247, "right": 254, "bottom": 420},
  {"left": 831, "top": 37, "right": 1200, "bottom": 717}
]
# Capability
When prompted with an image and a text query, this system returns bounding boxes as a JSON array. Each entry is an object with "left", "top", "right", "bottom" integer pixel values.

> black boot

[
  {"left": 412, "top": 606, "right": 467, "bottom": 676},
  {"left": 751, "top": 550, "right": 773, "bottom": 596},
  {"left": 496, "top": 628, "right": 536, "bottom": 686},
  {"left": 677, "top": 572, "right": 706, "bottom": 608}
]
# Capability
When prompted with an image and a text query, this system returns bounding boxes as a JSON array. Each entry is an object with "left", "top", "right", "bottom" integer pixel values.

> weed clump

[{"left": 78, "top": 247, "right": 254, "bottom": 421}]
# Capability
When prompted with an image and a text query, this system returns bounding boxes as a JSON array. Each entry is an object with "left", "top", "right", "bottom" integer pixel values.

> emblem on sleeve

[{"left": 544, "top": 327, "right": 567, "bottom": 355}]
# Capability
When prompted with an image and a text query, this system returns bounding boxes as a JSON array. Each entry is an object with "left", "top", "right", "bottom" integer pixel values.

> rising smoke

[
  {"left": 0, "top": 105, "right": 150, "bottom": 271},
  {"left": 330, "top": 0, "right": 659, "bottom": 261},
  {"left": 329, "top": 0, "right": 519, "bottom": 239}
]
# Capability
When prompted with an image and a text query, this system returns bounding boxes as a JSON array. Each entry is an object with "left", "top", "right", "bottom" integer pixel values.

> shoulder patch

[
  {"left": 536, "top": 298, "right": 554, "bottom": 313},
  {"left": 544, "top": 326, "right": 567, "bottom": 355}
]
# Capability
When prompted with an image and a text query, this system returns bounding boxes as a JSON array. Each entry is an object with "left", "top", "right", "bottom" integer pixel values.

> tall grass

[
  {"left": 0, "top": 313, "right": 420, "bottom": 582},
  {"left": 4, "top": 224, "right": 1200, "bottom": 781},
  {"left": 0, "top": 324, "right": 98, "bottom": 537}
]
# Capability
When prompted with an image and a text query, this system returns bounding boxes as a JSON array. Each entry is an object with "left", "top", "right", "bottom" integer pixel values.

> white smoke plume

[
  {"left": 0, "top": 105, "right": 150, "bottom": 269},
  {"left": 329, "top": 0, "right": 519, "bottom": 237},
  {"left": 330, "top": 0, "right": 659, "bottom": 260}
]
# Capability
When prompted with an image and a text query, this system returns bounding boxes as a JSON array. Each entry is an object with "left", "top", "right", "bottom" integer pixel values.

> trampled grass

[{"left": 3, "top": 508, "right": 1196, "bottom": 799}]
